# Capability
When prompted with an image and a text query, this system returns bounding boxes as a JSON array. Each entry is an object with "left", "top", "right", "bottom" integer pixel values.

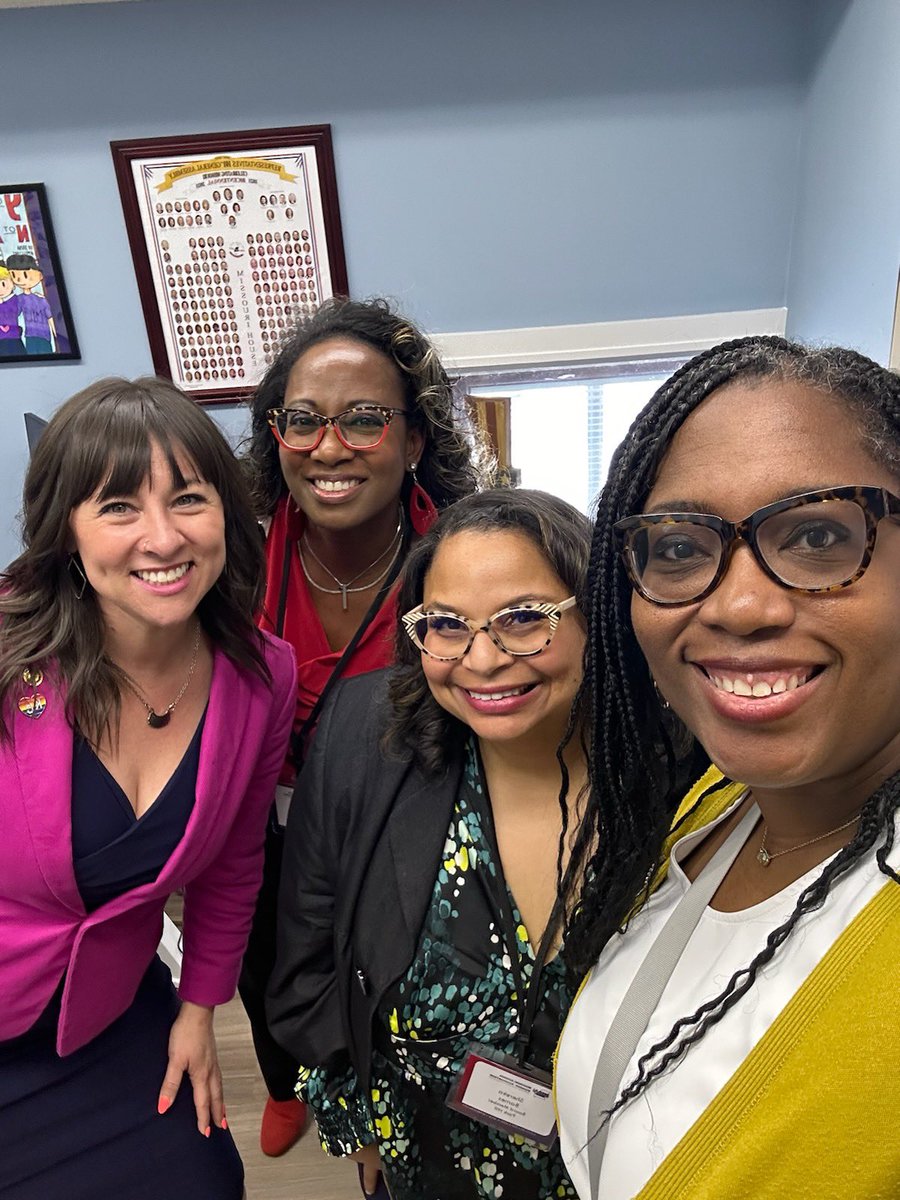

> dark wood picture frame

[
  {"left": 0, "top": 183, "right": 80, "bottom": 364},
  {"left": 111, "top": 126, "right": 348, "bottom": 405}
]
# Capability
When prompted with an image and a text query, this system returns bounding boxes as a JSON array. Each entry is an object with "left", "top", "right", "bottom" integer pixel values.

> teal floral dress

[{"left": 299, "top": 742, "right": 577, "bottom": 1199}]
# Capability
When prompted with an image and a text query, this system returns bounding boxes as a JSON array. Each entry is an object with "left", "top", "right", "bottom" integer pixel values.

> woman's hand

[
  {"left": 349, "top": 1142, "right": 384, "bottom": 1195},
  {"left": 157, "top": 1001, "right": 226, "bottom": 1136}
]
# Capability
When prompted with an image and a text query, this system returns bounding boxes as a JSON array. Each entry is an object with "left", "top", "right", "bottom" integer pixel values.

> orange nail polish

[
  {"left": 221, "top": 1116, "right": 228, "bottom": 1131},
  {"left": 204, "top": 1125, "right": 211, "bottom": 1138},
  {"left": 157, "top": 1096, "right": 172, "bottom": 1115}
]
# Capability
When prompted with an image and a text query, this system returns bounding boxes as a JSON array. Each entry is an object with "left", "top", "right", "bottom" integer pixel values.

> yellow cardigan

[{"left": 568, "top": 768, "right": 900, "bottom": 1199}]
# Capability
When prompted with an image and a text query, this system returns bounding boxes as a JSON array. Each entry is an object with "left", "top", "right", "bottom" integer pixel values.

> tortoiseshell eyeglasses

[{"left": 614, "top": 485, "right": 900, "bottom": 606}]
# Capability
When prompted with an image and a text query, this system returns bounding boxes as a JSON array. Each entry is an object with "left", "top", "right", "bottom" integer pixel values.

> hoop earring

[
  {"left": 407, "top": 462, "right": 438, "bottom": 535},
  {"left": 67, "top": 554, "right": 88, "bottom": 600},
  {"left": 652, "top": 679, "right": 670, "bottom": 711}
]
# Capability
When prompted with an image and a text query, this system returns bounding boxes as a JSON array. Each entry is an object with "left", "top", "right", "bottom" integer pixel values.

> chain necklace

[
  {"left": 122, "top": 622, "right": 202, "bottom": 729},
  {"left": 299, "top": 513, "right": 403, "bottom": 611},
  {"left": 756, "top": 810, "right": 862, "bottom": 867}
]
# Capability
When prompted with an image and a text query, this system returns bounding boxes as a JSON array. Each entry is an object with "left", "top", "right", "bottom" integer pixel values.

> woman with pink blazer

[{"left": 0, "top": 378, "right": 296, "bottom": 1200}]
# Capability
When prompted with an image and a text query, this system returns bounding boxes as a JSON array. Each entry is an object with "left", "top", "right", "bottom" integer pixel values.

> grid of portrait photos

[{"left": 125, "top": 146, "right": 337, "bottom": 396}]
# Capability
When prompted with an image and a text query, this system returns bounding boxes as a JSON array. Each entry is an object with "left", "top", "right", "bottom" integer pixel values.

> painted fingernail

[
  {"left": 157, "top": 1096, "right": 172, "bottom": 1115},
  {"left": 221, "top": 1116, "right": 228, "bottom": 1131},
  {"left": 204, "top": 1125, "right": 211, "bottom": 1138}
]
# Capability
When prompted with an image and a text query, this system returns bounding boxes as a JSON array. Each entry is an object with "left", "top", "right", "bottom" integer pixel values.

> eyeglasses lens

[
  {"left": 277, "top": 409, "right": 389, "bottom": 449},
  {"left": 628, "top": 498, "right": 869, "bottom": 602},
  {"left": 491, "top": 608, "right": 554, "bottom": 652},
  {"left": 413, "top": 614, "right": 469, "bottom": 658},
  {"left": 755, "top": 498, "right": 867, "bottom": 589},
  {"left": 414, "top": 608, "right": 555, "bottom": 659},
  {"left": 628, "top": 522, "right": 722, "bottom": 604}
]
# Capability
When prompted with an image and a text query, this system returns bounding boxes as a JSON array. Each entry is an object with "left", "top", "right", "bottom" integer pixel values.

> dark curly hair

[
  {"left": 244, "top": 296, "right": 493, "bottom": 516},
  {"left": 565, "top": 335, "right": 900, "bottom": 1122},
  {"left": 0, "top": 377, "right": 268, "bottom": 745},
  {"left": 384, "top": 488, "right": 592, "bottom": 775}
]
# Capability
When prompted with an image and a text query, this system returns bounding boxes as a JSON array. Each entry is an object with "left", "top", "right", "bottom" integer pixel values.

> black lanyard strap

[
  {"left": 275, "top": 518, "right": 294, "bottom": 638},
  {"left": 470, "top": 749, "right": 565, "bottom": 1068},
  {"left": 275, "top": 519, "right": 409, "bottom": 768}
]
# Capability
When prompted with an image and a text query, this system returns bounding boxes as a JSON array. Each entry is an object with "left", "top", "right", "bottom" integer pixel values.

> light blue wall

[
  {"left": 786, "top": 0, "right": 900, "bottom": 359},
  {"left": 1, "top": 0, "right": 811, "bottom": 563}
]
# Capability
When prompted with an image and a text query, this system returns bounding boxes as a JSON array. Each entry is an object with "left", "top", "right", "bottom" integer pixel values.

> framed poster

[
  {"left": 0, "top": 184, "right": 80, "bottom": 363},
  {"left": 111, "top": 125, "right": 348, "bottom": 404}
]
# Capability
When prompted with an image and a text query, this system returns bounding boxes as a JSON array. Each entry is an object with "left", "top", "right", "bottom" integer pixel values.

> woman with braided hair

[{"left": 554, "top": 336, "right": 900, "bottom": 1199}]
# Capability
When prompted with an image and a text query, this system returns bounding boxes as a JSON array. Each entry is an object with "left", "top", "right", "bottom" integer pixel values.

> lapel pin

[
  {"left": 19, "top": 667, "right": 47, "bottom": 718},
  {"left": 18, "top": 693, "right": 47, "bottom": 719}
]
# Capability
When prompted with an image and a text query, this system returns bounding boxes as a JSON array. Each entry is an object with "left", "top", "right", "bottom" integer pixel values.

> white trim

[
  {"left": 158, "top": 913, "right": 182, "bottom": 988},
  {"left": 432, "top": 308, "right": 788, "bottom": 370},
  {"left": 890, "top": 271, "right": 900, "bottom": 372}
]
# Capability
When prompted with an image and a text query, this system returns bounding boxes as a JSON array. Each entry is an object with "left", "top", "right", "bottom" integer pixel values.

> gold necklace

[
  {"left": 756, "top": 810, "right": 861, "bottom": 867},
  {"left": 122, "top": 623, "right": 202, "bottom": 729}
]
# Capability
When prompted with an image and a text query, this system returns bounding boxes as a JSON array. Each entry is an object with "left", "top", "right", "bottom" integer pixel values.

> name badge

[
  {"left": 447, "top": 1047, "right": 557, "bottom": 1149},
  {"left": 274, "top": 783, "right": 294, "bottom": 828}
]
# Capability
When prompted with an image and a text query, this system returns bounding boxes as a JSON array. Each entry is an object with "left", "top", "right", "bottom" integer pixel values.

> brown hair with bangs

[{"left": 0, "top": 376, "right": 268, "bottom": 744}]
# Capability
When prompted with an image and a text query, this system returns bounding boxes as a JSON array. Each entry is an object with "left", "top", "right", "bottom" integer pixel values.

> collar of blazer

[
  {"left": 11, "top": 645, "right": 256, "bottom": 914},
  {"left": 345, "top": 750, "right": 464, "bottom": 1091},
  {"left": 386, "top": 754, "right": 465, "bottom": 949}
]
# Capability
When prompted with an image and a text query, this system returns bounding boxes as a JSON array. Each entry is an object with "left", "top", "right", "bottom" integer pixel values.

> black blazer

[{"left": 267, "top": 669, "right": 462, "bottom": 1094}]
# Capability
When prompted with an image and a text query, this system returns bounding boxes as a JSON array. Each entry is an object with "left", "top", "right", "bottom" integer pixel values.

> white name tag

[
  {"left": 447, "top": 1049, "right": 557, "bottom": 1149},
  {"left": 274, "top": 784, "right": 294, "bottom": 828}
]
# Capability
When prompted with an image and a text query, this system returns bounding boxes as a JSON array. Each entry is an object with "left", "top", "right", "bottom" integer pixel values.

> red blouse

[{"left": 258, "top": 496, "right": 399, "bottom": 781}]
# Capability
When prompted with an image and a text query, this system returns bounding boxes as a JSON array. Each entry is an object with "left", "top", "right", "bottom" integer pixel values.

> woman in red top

[{"left": 240, "top": 296, "right": 491, "bottom": 1157}]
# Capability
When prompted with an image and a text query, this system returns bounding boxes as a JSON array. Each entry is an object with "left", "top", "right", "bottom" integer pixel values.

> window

[{"left": 462, "top": 356, "right": 686, "bottom": 513}]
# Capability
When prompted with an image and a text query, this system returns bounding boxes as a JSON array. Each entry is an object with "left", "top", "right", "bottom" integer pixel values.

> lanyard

[
  {"left": 470, "top": 749, "right": 565, "bottom": 1068},
  {"left": 275, "top": 521, "right": 408, "bottom": 768},
  {"left": 586, "top": 797, "right": 757, "bottom": 1197}
]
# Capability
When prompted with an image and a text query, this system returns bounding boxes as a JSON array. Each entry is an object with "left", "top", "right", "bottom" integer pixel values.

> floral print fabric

[{"left": 300, "top": 741, "right": 576, "bottom": 1199}]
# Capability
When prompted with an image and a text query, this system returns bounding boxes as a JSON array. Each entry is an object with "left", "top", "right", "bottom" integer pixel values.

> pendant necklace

[
  {"left": 299, "top": 512, "right": 403, "bottom": 611},
  {"left": 756, "top": 809, "right": 862, "bottom": 867},
  {"left": 122, "top": 622, "right": 202, "bottom": 729}
]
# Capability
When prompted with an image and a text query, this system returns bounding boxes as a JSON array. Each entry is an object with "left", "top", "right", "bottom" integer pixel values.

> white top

[{"left": 555, "top": 799, "right": 898, "bottom": 1200}]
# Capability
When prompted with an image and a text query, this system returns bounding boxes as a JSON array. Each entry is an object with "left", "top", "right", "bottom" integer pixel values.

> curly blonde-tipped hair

[{"left": 244, "top": 296, "right": 494, "bottom": 516}]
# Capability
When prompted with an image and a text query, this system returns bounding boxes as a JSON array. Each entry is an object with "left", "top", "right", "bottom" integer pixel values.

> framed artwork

[
  {"left": 111, "top": 125, "right": 348, "bottom": 404},
  {"left": 465, "top": 395, "right": 512, "bottom": 470},
  {"left": 0, "top": 184, "right": 80, "bottom": 363}
]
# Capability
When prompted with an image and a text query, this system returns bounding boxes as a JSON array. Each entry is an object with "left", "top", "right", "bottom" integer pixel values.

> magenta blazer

[{"left": 0, "top": 631, "right": 296, "bottom": 1056}]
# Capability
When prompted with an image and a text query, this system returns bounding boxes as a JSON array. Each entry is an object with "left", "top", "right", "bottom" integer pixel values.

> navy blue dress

[{"left": 0, "top": 715, "right": 244, "bottom": 1200}]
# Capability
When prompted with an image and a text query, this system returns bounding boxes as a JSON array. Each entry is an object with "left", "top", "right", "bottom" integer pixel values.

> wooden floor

[{"left": 216, "top": 994, "right": 357, "bottom": 1200}]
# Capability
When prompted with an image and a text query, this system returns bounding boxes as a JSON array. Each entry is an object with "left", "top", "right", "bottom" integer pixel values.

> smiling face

[
  {"left": 68, "top": 440, "right": 226, "bottom": 642},
  {"left": 10, "top": 267, "right": 41, "bottom": 291},
  {"left": 278, "top": 336, "right": 424, "bottom": 534},
  {"left": 419, "top": 529, "right": 586, "bottom": 755},
  {"left": 631, "top": 378, "right": 900, "bottom": 800}
]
